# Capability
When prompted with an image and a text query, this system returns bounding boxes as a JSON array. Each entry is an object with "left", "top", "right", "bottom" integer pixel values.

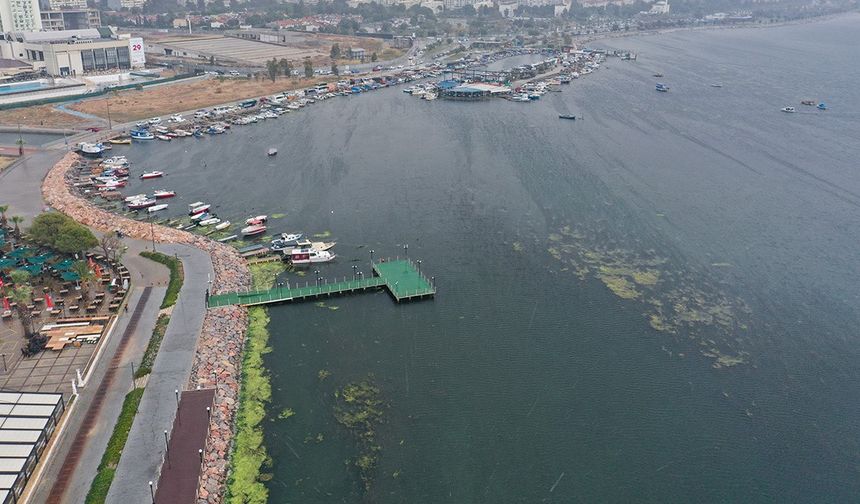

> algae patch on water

[
  {"left": 333, "top": 376, "right": 385, "bottom": 492},
  {"left": 546, "top": 223, "right": 751, "bottom": 368}
]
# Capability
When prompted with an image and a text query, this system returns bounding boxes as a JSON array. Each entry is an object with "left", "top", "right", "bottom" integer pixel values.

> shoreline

[{"left": 41, "top": 152, "right": 251, "bottom": 502}]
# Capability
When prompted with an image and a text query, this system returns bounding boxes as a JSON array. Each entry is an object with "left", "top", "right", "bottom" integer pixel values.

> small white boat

[
  {"left": 198, "top": 217, "right": 221, "bottom": 226},
  {"left": 169, "top": 114, "right": 185, "bottom": 123},
  {"left": 268, "top": 148, "right": 277, "bottom": 156},
  {"left": 288, "top": 249, "right": 336, "bottom": 265},
  {"left": 190, "top": 212, "right": 210, "bottom": 222},
  {"left": 188, "top": 201, "right": 204, "bottom": 209},
  {"left": 781, "top": 107, "right": 796, "bottom": 113},
  {"left": 156, "top": 135, "right": 172, "bottom": 141},
  {"left": 241, "top": 224, "right": 267, "bottom": 237},
  {"left": 189, "top": 204, "right": 211, "bottom": 215},
  {"left": 148, "top": 117, "right": 162, "bottom": 125},
  {"left": 128, "top": 198, "right": 156, "bottom": 210},
  {"left": 245, "top": 215, "right": 268, "bottom": 225},
  {"left": 124, "top": 193, "right": 147, "bottom": 202},
  {"left": 214, "top": 221, "right": 231, "bottom": 231},
  {"left": 147, "top": 204, "right": 169, "bottom": 213},
  {"left": 140, "top": 171, "right": 164, "bottom": 179},
  {"left": 153, "top": 190, "right": 176, "bottom": 199}
]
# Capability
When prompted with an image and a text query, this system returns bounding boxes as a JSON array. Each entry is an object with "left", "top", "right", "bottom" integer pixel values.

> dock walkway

[{"left": 206, "top": 258, "right": 435, "bottom": 308}]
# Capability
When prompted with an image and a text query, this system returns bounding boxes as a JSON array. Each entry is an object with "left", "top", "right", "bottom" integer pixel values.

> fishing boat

[
  {"left": 109, "top": 137, "right": 131, "bottom": 145},
  {"left": 817, "top": 103, "right": 827, "bottom": 110},
  {"left": 781, "top": 107, "right": 796, "bottom": 113},
  {"left": 147, "top": 204, "right": 169, "bottom": 213},
  {"left": 153, "top": 190, "right": 176, "bottom": 199},
  {"left": 140, "top": 171, "right": 164, "bottom": 179},
  {"left": 655, "top": 83, "right": 669, "bottom": 92},
  {"left": 267, "top": 148, "right": 277, "bottom": 156},
  {"left": 214, "top": 221, "right": 231, "bottom": 231},
  {"left": 127, "top": 198, "right": 156, "bottom": 210},
  {"left": 558, "top": 114, "right": 576, "bottom": 120},
  {"left": 288, "top": 249, "right": 336, "bottom": 265},
  {"left": 245, "top": 215, "right": 268, "bottom": 225},
  {"left": 191, "top": 212, "right": 211, "bottom": 222},
  {"left": 189, "top": 204, "right": 211, "bottom": 215},
  {"left": 78, "top": 142, "right": 105, "bottom": 157},
  {"left": 198, "top": 217, "right": 221, "bottom": 226},
  {"left": 241, "top": 224, "right": 267, "bottom": 237},
  {"left": 130, "top": 130, "right": 154, "bottom": 140}
]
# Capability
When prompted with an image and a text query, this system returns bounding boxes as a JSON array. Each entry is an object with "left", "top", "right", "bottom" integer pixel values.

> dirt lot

[
  {"left": 0, "top": 105, "right": 93, "bottom": 129},
  {"left": 69, "top": 75, "right": 339, "bottom": 123}
]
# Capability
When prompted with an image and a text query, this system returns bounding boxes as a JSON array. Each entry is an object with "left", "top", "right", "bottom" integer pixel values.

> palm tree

[
  {"left": 71, "top": 260, "right": 94, "bottom": 299},
  {"left": 9, "top": 215, "right": 23, "bottom": 240},
  {"left": 7, "top": 270, "right": 34, "bottom": 337},
  {"left": 0, "top": 205, "right": 8, "bottom": 229}
]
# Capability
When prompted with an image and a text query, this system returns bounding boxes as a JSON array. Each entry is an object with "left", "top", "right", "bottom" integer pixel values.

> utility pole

[{"left": 106, "top": 98, "right": 112, "bottom": 130}]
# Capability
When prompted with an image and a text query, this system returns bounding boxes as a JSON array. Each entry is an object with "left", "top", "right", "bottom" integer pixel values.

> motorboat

[
  {"left": 245, "top": 215, "right": 268, "bottom": 225},
  {"left": 140, "top": 171, "right": 164, "bottom": 179},
  {"left": 191, "top": 212, "right": 211, "bottom": 222},
  {"left": 130, "top": 130, "right": 154, "bottom": 140},
  {"left": 189, "top": 204, "right": 211, "bottom": 215},
  {"left": 124, "top": 194, "right": 147, "bottom": 202},
  {"left": 147, "top": 204, "right": 169, "bottom": 213},
  {"left": 214, "top": 221, "right": 231, "bottom": 231},
  {"left": 817, "top": 103, "right": 827, "bottom": 110},
  {"left": 653, "top": 73, "right": 664, "bottom": 78},
  {"left": 655, "top": 83, "right": 669, "bottom": 92},
  {"left": 801, "top": 100, "right": 816, "bottom": 106},
  {"left": 78, "top": 142, "right": 105, "bottom": 157},
  {"left": 188, "top": 201, "right": 204, "bottom": 209},
  {"left": 128, "top": 198, "right": 156, "bottom": 210},
  {"left": 781, "top": 107, "right": 796, "bottom": 113},
  {"left": 268, "top": 148, "right": 277, "bottom": 156},
  {"left": 153, "top": 190, "right": 176, "bottom": 199},
  {"left": 156, "top": 135, "right": 172, "bottom": 141},
  {"left": 241, "top": 224, "right": 267, "bottom": 237},
  {"left": 103, "top": 156, "right": 128, "bottom": 165},
  {"left": 311, "top": 241, "right": 336, "bottom": 251},
  {"left": 710, "top": 83, "right": 723, "bottom": 88},
  {"left": 558, "top": 114, "right": 576, "bottom": 120},
  {"left": 198, "top": 217, "right": 221, "bottom": 226},
  {"left": 288, "top": 249, "right": 336, "bottom": 265},
  {"left": 280, "top": 233, "right": 303, "bottom": 244}
]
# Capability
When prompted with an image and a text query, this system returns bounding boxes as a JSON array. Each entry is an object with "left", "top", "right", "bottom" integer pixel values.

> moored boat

[
  {"left": 241, "top": 224, "right": 267, "bottom": 237},
  {"left": 288, "top": 249, "right": 336, "bottom": 265},
  {"left": 190, "top": 212, "right": 211, "bottom": 222},
  {"left": 130, "top": 130, "right": 154, "bottom": 140},
  {"left": 128, "top": 198, "right": 156, "bottom": 210},
  {"left": 156, "top": 135, "right": 172, "bottom": 141},
  {"left": 124, "top": 193, "right": 147, "bottom": 202},
  {"left": 245, "top": 215, "right": 268, "bottom": 225},
  {"left": 140, "top": 171, "right": 164, "bottom": 179},
  {"left": 189, "top": 204, "right": 211, "bottom": 215},
  {"left": 147, "top": 204, "right": 169, "bottom": 213},
  {"left": 109, "top": 137, "right": 131, "bottom": 145},
  {"left": 198, "top": 217, "right": 221, "bottom": 226},
  {"left": 214, "top": 221, "right": 231, "bottom": 231},
  {"left": 153, "top": 190, "right": 176, "bottom": 199}
]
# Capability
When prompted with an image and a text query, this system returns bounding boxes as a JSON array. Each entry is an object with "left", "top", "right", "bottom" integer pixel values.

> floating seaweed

[{"left": 333, "top": 376, "right": 385, "bottom": 492}]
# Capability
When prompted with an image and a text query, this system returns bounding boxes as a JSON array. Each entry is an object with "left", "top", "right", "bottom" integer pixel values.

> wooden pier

[{"left": 206, "top": 258, "right": 435, "bottom": 308}]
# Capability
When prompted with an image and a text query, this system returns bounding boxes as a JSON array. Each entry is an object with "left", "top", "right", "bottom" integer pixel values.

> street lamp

[
  {"left": 370, "top": 249, "right": 374, "bottom": 265},
  {"left": 404, "top": 244, "right": 408, "bottom": 259},
  {"left": 314, "top": 270, "right": 320, "bottom": 286},
  {"left": 417, "top": 260, "right": 422, "bottom": 275}
]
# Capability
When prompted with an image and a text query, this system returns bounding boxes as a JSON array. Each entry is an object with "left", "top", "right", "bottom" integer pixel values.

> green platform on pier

[{"left": 206, "top": 259, "right": 435, "bottom": 308}]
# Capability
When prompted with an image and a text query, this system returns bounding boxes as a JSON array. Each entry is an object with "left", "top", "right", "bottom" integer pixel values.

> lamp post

[
  {"left": 352, "top": 265, "right": 357, "bottom": 280},
  {"left": 417, "top": 260, "right": 422, "bottom": 276},
  {"left": 149, "top": 215, "right": 156, "bottom": 252},
  {"left": 404, "top": 243, "right": 408, "bottom": 259},
  {"left": 314, "top": 270, "right": 320, "bottom": 287},
  {"left": 370, "top": 249, "right": 374, "bottom": 265}
]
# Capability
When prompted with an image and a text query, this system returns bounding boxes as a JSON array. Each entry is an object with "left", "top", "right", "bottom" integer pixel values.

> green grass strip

[
  {"left": 84, "top": 387, "right": 145, "bottom": 504},
  {"left": 226, "top": 262, "right": 285, "bottom": 504},
  {"left": 134, "top": 314, "right": 169, "bottom": 378},
  {"left": 140, "top": 251, "right": 184, "bottom": 309}
]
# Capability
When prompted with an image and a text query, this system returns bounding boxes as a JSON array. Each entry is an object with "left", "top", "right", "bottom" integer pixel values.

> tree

[
  {"left": 28, "top": 212, "right": 97, "bottom": 253},
  {"left": 330, "top": 43, "right": 341, "bottom": 60},
  {"left": 371, "top": 52, "right": 378, "bottom": 62},
  {"left": 331, "top": 60, "right": 339, "bottom": 76},
  {"left": 71, "top": 260, "right": 95, "bottom": 299},
  {"left": 99, "top": 233, "right": 124, "bottom": 266},
  {"left": 0, "top": 204, "right": 7, "bottom": 228},
  {"left": 279, "top": 58, "right": 292, "bottom": 77},
  {"left": 6, "top": 270, "right": 34, "bottom": 337},
  {"left": 266, "top": 58, "right": 279, "bottom": 82},
  {"left": 9, "top": 216, "right": 23, "bottom": 240},
  {"left": 303, "top": 58, "right": 314, "bottom": 78}
]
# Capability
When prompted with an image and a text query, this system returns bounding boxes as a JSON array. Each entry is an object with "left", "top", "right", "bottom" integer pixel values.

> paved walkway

[{"left": 106, "top": 243, "right": 213, "bottom": 504}]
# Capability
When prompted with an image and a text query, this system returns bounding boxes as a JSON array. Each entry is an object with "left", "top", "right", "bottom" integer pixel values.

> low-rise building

[
  {"left": 0, "top": 28, "right": 145, "bottom": 76},
  {"left": 40, "top": 8, "right": 101, "bottom": 30}
]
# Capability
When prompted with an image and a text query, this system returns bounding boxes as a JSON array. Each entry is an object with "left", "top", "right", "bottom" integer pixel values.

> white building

[
  {"left": 42, "top": 0, "right": 87, "bottom": 9},
  {"left": 0, "top": 0, "right": 43, "bottom": 32},
  {"left": 648, "top": 0, "right": 669, "bottom": 14},
  {"left": 0, "top": 28, "right": 145, "bottom": 76}
]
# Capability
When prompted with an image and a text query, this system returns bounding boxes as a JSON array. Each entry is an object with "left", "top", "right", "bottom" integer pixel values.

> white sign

[{"left": 128, "top": 37, "right": 145, "bottom": 67}]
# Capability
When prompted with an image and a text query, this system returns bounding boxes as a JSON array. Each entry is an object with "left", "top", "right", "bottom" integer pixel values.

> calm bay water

[{"left": 119, "top": 15, "right": 860, "bottom": 502}]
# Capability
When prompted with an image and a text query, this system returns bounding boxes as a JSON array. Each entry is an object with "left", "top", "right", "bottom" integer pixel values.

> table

[{"left": 68, "top": 305, "right": 79, "bottom": 312}]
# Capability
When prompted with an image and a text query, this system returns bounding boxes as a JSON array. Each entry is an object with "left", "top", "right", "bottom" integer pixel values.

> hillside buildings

[{"left": 0, "top": 0, "right": 42, "bottom": 31}]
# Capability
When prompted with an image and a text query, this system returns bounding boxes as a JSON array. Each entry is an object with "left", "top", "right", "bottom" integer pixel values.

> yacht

[{"left": 288, "top": 249, "right": 336, "bottom": 265}]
